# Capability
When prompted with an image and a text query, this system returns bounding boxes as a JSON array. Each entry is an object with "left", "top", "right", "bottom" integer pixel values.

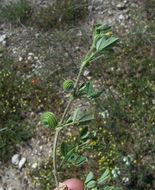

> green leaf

[
  {"left": 74, "top": 155, "right": 87, "bottom": 166},
  {"left": 85, "top": 171, "right": 94, "bottom": 184},
  {"left": 104, "top": 186, "right": 115, "bottom": 190},
  {"left": 88, "top": 91, "right": 103, "bottom": 99},
  {"left": 80, "top": 127, "right": 90, "bottom": 140},
  {"left": 79, "top": 112, "right": 94, "bottom": 124},
  {"left": 86, "top": 180, "right": 97, "bottom": 188},
  {"left": 95, "top": 24, "right": 111, "bottom": 33},
  {"left": 79, "top": 82, "right": 94, "bottom": 96},
  {"left": 68, "top": 153, "right": 87, "bottom": 166},
  {"left": 72, "top": 108, "right": 81, "bottom": 122},
  {"left": 96, "top": 36, "right": 119, "bottom": 51},
  {"left": 61, "top": 142, "right": 70, "bottom": 156},
  {"left": 71, "top": 108, "right": 94, "bottom": 125},
  {"left": 97, "top": 168, "right": 111, "bottom": 185}
]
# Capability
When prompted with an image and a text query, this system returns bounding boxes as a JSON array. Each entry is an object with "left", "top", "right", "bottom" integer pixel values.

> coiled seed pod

[
  {"left": 41, "top": 112, "right": 58, "bottom": 128},
  {"left": 63, "top": 80, "right": 74, "bottom": 91}
]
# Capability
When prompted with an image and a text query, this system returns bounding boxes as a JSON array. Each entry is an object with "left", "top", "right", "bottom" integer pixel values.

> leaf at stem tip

[{"left": 96, "top": 36, "right": 119, "bottom": 51}]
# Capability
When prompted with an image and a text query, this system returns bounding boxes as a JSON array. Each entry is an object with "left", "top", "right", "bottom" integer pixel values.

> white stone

[
  {"left": 2, "top": 41, "right": 6, "bottom": 46},
  {"left": 118, "top": 14, "right": 125, "bottom": 20},
  {"left": 117, "top": 3, "right": 125, "bottom": 10},
  {"left": 31, "top": 162, "right": 38, "bottom": 169},
  {"left": 28, "top": 52, "right": 34, "bottom": 56},
  {"left": 83, "top": 69, "right": 90, "bottom": 77},
  {"left": 27, "top": 56, "right": 33, "bottom": 61},
  {"left": 0, "top": 34, "right": 6, "bottom": 43},
  {"left": 8, "top": 188, "right": 13, "bottom": 190},
  {"left": 19, "top": 56, "right": 23, "bottom": 62},
  {"left": 18, "top": 157, "right": 26, "bottom": 169},
  {"left": 152, "top": 99, "right": 155, "bottom": 105},
  {"left": 11, "top": 154, "right": 20, "bottom": 165}
]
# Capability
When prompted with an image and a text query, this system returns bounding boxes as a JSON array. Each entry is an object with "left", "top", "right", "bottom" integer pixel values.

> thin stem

[
  {"left": 52, "top": 63, "right": 86, "bottom": 187},
  {"left": 52, "top": 127, "right": 61, "bottom": 187}
]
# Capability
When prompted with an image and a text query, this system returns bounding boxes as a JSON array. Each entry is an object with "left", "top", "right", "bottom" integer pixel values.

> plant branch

[{"left": 52, "top": 63, "right": 86, "bottom": 187}]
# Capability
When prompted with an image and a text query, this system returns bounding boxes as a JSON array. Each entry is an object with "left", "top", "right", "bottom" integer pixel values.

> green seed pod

[
  {"left": 41, "top": 112, "right": 58, "bottom": 128},
  {"left": 63, "top": 80, "right": 74, "bottom": 91}
]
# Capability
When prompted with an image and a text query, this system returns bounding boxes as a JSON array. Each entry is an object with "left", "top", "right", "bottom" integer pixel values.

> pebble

[
  {"left": 31, "top": 162, "right": 38, "bottom": 169},
  {"left": 152, "top": 99, "right": 155, "bottom": 105},
  {"left": 83, "top": 69, "right": 90, "bottom": 77},
  {"left": 0, "top": 34, "right": 6, "bottom": 43},
  {"left": 11, "top": 154, "right": 20, "bottom": 166},
  {"left": 18, "top": 56, "right": 23, "bottom": 62},
  {"left": 18, "top": 157, "right": 26, "bottom": 169},
  {"left": 27, "top": 55, "right": 33, "bottom": 61},
  {"left": 28, "top": 52, "right": 34, "bottom": 56},
  {"left": 118, "top": 14, "right": 125, "bottom": 21},
  {"left": 117, "top": 3, "right": 126, "bottom": 10}
]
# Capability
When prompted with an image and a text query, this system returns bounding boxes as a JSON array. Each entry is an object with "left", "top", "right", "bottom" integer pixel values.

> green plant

[
  {"left": 0, "top": 0, "right": 31, "bottom": 24},
  {"left": 40, "top": 24, "right": 120, "bottom": 189}
]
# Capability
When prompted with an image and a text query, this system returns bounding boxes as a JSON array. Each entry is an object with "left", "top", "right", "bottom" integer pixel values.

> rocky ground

[{"left": 0, "top": 0, "right": 144, "bottom": 189}]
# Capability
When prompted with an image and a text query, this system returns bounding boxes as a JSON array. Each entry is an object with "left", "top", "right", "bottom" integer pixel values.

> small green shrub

[{"left": 0, "top": 0, "right": 31, "bottom": 24}]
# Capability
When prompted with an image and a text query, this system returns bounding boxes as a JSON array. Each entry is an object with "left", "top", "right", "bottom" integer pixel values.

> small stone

[
  {"left": 152, "top": 99, "right": 155, "bottom": 105},
  {"left": 117, "top": 3, "right": 126, "bottom": 10},
  {"left": 40, "top": 145, "right": 43, "bottom": 150},
  {"left": 8, "top": 188, "right": 14, "bottom": 190},
  {"left": 28, "top": 52, "right": 34, "bottom": 56},
  {"left": 108, "top": 10, "right": 113, "bottom": 16},
  {"left": 83, "top": 69, "right": 90, "bottom": 77},
  {"left": 27, "top": 56, "right": 33, "bottom": 61},
  {"left": 2, "top": 41, "right": 6, "bottom": 46},
  {"left": 75, "top": 46, "right": 80, "bottom": 51},
  {"left": 0, "top": 34, "right": 6, "bottom": 43},
  {"left": 19, "top": 56, "right": 23, "bottom": 62},
  {"left": 11, "top": 154, "right": 20, "bottom": 165},
  {"left": 18, "top": 157, "right": 26, "bottom": 169},
  {"left": 34, "top": 56, "right": 38, "bottom": 60},
  {"left": 76, "top": 31, "right": 82, "bottom": 37},
  {"left": 118, "top": 14, "right": 125, "bottom": 20},
  {"left": 31, "top": 162, "right": 38, "bottom": 169}
]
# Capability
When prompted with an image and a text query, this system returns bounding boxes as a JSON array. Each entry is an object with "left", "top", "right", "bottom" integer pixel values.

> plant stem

[
  {"left": 53, "top": 127, "right": 61, "bottom": 187},
  {"left": 52, "top": 63, "right": 86, "bottom": 187}
]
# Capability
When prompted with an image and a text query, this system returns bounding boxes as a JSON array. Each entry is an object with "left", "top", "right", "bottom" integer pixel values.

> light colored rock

[
  {"left": 83, "top": 69, "right": 90, "bottom": 77},
  {"left": 28, "top": 52, "right": 34, "bottom": 56},
  {"left": 117, "top": 3, "right": 126, "bottom": 10},
  {"left": 118, "top": 14, "right": 125, "bottom": 21},
  {"left": 0, "top": 34, "right": 6, "bottom": 43},
  {"left": 8, "top": 188, "right": 14, "bottom": 190},
  {"left": 31, "top": 162, "right": 37, "bottom": 169},
  {"left": 27, "top": 56, "right": 33, "bottom": 61},
  {"left": 18, "top": 157, "right": 26, "bottom": 169},
  {"left": 11, "top": 154, "right": 20, "bottom": 165},
  {"left": 152, "top": 99, "right": 155, "bottom": 105},
  {"left": 19, "top": 56, "right": 23, "bottom": 62}
]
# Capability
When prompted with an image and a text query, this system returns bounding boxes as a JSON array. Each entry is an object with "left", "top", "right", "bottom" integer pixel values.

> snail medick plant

[{"left": 41, "top": 24, "right": 119, "bottom": 190}]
